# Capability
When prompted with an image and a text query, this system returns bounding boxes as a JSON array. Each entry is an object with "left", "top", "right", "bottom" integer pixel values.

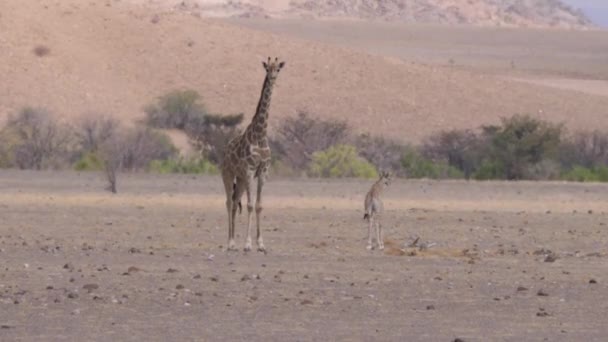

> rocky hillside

[{"left": 165, "top": 0, "right": 593, "bottom": 28}]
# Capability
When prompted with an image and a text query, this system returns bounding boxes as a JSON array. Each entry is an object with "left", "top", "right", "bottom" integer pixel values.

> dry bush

[
  {"left": 1, "top": 107, "right": 73, "bottom": 169},
  {"left": 97, "top": 126, "right": 177, "bottom": 193},
  {"left": 185, "top": 113, "right": 243, "bottom": 165},
  {"left": 77, "top": 115, "right": 120, "bottom": 153},
  {"left": 272, "top": 111, "right": 349, "bottom": 171},
  {"left": 421, "top": 129, "right": 482, "bottom": 179},
  {"left": 354, "top": 134, "right": 404, "bottom": 176},
  {"left": 559, "top": 130, "right": 608, "bottom": 169}
]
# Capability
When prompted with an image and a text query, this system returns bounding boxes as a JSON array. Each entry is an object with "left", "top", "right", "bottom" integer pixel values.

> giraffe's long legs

[
  {"left": 377, "top": 220, "right": 384, "bottom": 250},
  {"left": 255, "top": 171, "right": 266, "bottom": 252},
  {"left": 367, "top": 215, "right": 374, "bottom": 250},
  {"left": 221, "top": 172, "right": 237, "bottom": 251},
  {"left": 244, "top": 175, "right": 255, "bottom": 252}
]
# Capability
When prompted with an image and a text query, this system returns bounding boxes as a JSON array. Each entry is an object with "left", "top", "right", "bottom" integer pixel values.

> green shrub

[
  {"left": 401, "top": 148, "right": 463, "bottom": 179},
  {"left": 308, "top": 145, "right": 377, "bottom": 178},
  {"left": 148, "top": 157, "right": 218, "bottom": 174},
  {"left": 486, "top": 114, "right": 563, "bottom": 180},
  {"left": 74, "top": 151, "right": 104, "bottom": 171},
  {"left": 144, "top": 90, "right": 207, "bottom": 129},
  {"left": 473, "top": 160, "right": 505, "bottom": 180},
  {"left": 561, "top": 166, "right": 608, "bottom": 182}
]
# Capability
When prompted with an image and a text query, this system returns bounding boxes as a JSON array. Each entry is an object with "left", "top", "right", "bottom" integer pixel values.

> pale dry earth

[
  {"left": 2, "top": 0, "right": 608, "bottom": 145},
  {"left": 0, "top": 170, "right": 607, "bottom": 341}
]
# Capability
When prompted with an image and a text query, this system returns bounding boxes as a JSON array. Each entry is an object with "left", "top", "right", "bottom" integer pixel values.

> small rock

[
  {"left": 300, "top": 299, "right": 313, "bottom": 305},
  {"left": 83, "top": 284, "right": 99, "bottom": 292},
  {"left": 167, "top": 268, "right": 178, "bottom": 273},
  {"left": 127, "top": 266, "right": 140, "bottom": 273},
  {"left": 544, "top": 254, "right": 558, "bottom": 263},
  {"left": 1, "top": 325, "right": 14, "bottom": 329},
  {"left": 517, "top": 286, "right": 528, "bottom": 292},
  {"left": 537, "top": 289, "right": 549, "bottom": 297},
  {"left": 241, "top": 274, "right": 252, "bottom": 282},
  {"left": 129, "top": 247, "right": 141, "bottom": 254},
  {"left": 193, "top": 274, "right": 201, "bottom": 279},
  {"left": 67, "top": 292, "right": 79, "bottom": 299},
  {"left": 46, "top": 286, "right": 54, "bottom": 290},
  {"left": 589, "top": 279, "right": 597, "bottom": 284},
  {"left": 176, "top": 284, "right": 185, "bottom": 290},
  {"left": 426, "top": 305, "right": 435, "bottom": 310},
  {"left": 454, "top": 338, "right": 465, "bottom": 342},
  {"left": 210, "top": 276, "right": 218, "bottom": 282}
]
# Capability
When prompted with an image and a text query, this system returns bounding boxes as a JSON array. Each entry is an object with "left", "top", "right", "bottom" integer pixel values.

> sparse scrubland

[{"left": 2, "top": 90, "right": 608, "bottom": 192}]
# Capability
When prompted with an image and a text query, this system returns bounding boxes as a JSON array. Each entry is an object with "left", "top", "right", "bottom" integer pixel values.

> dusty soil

[{"left": 1, "top": 170, "right": 607, "bottom": 341}]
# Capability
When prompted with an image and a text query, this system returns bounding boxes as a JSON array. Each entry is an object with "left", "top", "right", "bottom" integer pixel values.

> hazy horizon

[{"left": 562, "top": 0, "right": 608, "bottom": 26}]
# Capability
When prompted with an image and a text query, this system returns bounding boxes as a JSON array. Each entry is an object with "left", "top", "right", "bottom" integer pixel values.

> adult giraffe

[{"left": 221, "top": 57, "right": 285, "bottom": 252}]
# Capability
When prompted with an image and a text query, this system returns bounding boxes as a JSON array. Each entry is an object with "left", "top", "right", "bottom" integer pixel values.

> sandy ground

[{"left": 0, "top": 170, "right": 607, "bottom": 341}]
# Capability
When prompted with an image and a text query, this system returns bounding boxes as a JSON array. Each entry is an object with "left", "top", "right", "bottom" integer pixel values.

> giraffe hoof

[
  {"left": 366, "top": 244, "right": 373, "bottom": 250},
  {"left": 244, "top": 245, "right": 252, "bottom": 252},
  {"left": 257, "top": 246, "right": 266, "bottom": 253},
  {"left": 378, "top": 245, "right": 385, "bottom": 250}
]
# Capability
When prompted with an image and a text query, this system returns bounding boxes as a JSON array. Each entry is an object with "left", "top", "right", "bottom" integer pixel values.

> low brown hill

[{"left": 1, "top": 0, "right": 607, "bottom": 145}]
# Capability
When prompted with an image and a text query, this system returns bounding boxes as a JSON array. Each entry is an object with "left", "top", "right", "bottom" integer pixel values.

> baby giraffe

[{"left": 363, "top": 171, "right": 393, "bottom": 250}]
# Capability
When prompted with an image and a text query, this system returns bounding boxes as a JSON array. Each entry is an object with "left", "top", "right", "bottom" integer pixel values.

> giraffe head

[
  {"left": 379, "top": 171, "right": 393, "bottom": 186},
  {"left": 262, "top": 57, "right": 285, "bottom": 81}
]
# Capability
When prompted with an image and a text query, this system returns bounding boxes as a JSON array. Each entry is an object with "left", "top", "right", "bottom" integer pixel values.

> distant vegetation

[{"left": 2, "top": 89, "right": 608, "bottom": 192}]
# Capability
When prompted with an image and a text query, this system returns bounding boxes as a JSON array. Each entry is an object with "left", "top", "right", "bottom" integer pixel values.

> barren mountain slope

[
  {"left": 133, "top": 0, "right": 593, "bottom": 28},
  {"left": 1, "top": 0, "right": 607, "bottom": 143}
]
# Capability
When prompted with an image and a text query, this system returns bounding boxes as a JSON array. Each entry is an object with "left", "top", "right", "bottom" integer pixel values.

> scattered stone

[
  {"left": 127, "top": 266, "right": 140, "bottom": 273},
  {"left": 193, "top": 274, "right": 201, "bottom": 279},
  {"left": 589, "top": 279, "right": 597, "bottom": 284},
  {"left": 83, "top": 284, "right": 99, "bottom": 292},
  {"left": 67, "top": 292, "right": 79, "bottom": 299},
  {"left": 46, "top": 286, "right": 54, "bottom": 290},
  {"left": 63, "top": 263, "right": 74, "bottom": 270},
  {"left": 300, "top": 299, "right": 313, "bottom": 305},
  {"left": 426, "top": 305, "right": 435, "bottom": 310},
  {"left": 210, "top": 276, "right": 219, "bottom": 282},
  {"left": 537, "top": 289, "right": 549, "bottom": 297},
  {"left": 241, "top": 274, "right": 252, "bottom": 282},
  {"left": 128, "top": 248, "right": 141, "bottom": 254},
  {"left": 544, "top": 254, "right": 558, "bottom": 263},
  {"left": 536, "top": 308, "right": 550, "bottom": 317},
  {"left": 454, "top": 338, "right": 465, "bottom": 342},
  {"left": 176, "top": 284, "right": 185, "bottom": 290},
  {"left": 1, "top": 325, "right": 14, "bottom": 329},
  {"left": 517, "top": 286, "right": 528, "bottom": 292},
  {"left": 167, "top": 268, "right": 178, "bottom": 273}
]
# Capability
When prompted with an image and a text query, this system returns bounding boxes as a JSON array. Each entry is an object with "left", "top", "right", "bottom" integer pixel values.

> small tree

[
  {"left": 273, "top": 111, "right": 350, "bottom": 170},
  {"left": 185, "top": 113, "right": 244, "bottom": 164},
  {"left": 422, "top": 129, "right": 482, "bottom": 179},
  {"left": 144, "top": 90, "right": 206, "bottom": 129},
  {"left": 480, "top": 115, "right": 563, "bottom": 180}
]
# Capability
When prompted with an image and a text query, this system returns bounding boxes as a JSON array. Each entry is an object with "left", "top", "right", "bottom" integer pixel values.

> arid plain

[
  {"left": 2, "top": 0, "right": 608, "bottom": 341},
  {"left": 1, "top": 171, "right": 607, "bottom": 341}
]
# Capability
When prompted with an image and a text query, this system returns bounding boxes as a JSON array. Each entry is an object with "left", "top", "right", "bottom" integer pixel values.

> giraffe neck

[{"left": 246, "top": 75, "right": 274, "bottom": 143}]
